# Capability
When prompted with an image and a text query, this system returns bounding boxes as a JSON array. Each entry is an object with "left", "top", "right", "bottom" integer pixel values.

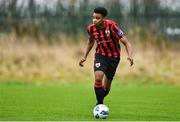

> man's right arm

[{"left": 79, "top": 39, "right": 95, "bottom": 67}]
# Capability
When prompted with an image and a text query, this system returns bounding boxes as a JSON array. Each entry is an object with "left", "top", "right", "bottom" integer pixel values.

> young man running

[{"left": 79, "top": 7, "right": 134, "bottom": 105}]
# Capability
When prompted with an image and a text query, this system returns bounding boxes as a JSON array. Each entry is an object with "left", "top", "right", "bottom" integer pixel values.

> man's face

[{"left": 92, "top": 13, "right": 105, "bottom": 26}]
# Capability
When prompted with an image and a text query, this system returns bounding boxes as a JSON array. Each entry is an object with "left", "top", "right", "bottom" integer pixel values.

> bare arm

[
  {"left": 120, "top": 36, "right": 134, "bottom": 66},
  {"left": 79, "top": 39, "right": 95, "bottom": 67}
]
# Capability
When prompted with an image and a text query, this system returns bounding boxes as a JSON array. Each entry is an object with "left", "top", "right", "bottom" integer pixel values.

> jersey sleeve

[
  {"left": 87, "top": 25, "right": 93, "bottom": 41},
  {"left": 111, "top": 22, "right": 124, "bottom": 39}
]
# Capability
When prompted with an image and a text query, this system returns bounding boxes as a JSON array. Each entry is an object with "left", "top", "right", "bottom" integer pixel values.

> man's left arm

[{"left": 120, "top": 36, "right": 134, "bottom": 66}]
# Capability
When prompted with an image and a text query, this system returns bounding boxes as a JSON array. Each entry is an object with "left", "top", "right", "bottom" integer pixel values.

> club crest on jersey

[
  {"left": 95, "top": 63, "right": 101, "bottom": 68},
  {"left": 105, "top": 30, "right": 110, "bottom": 35}
]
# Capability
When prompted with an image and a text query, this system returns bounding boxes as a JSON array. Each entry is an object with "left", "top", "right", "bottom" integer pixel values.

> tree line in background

[{"left": 0, "top": 0, "right": 179, "bottom": 40}]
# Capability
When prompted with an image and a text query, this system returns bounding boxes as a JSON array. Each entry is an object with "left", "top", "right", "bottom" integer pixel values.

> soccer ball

[{"left": 93, "top": 104, "right": 109, "bottom": 119}]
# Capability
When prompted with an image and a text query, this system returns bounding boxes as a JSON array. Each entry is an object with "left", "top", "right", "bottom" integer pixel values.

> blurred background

[{"left": 0, "top": 0, "right": 179, "bottom": 85}]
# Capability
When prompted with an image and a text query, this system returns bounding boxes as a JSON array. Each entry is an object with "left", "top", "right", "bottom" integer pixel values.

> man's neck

[{"left": 97, "top": 21, "right": 106, "bottom": 29}]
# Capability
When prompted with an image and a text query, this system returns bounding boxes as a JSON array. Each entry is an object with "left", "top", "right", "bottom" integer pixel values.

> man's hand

[
  {"left": 79, "top": 58, "right": 86, "bottom": 67},
  {"left": 127, "top": 57, "right": 134, "bottom": 66}
]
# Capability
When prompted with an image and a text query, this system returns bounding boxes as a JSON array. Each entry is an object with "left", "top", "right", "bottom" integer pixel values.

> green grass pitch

[{"left": 0, "top": 82, "right": 180, "bottom": 121}]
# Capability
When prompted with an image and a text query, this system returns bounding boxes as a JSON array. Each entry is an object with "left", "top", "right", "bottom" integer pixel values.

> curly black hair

[{"left": 94, "top": 7, "right": 108, "bottom": 17}]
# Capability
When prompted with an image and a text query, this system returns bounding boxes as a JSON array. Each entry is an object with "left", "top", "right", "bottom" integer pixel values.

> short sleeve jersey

[{"left": 87, "top": 20, "right": 124, "bottom": 58}]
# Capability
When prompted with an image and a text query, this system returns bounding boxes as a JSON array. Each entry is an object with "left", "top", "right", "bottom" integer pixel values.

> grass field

[{"left": 0, "top": 81, "right": 180, "bottom": 121}]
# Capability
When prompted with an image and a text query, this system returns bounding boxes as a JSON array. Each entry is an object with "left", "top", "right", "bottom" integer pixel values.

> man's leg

[
  {"left": 103, "top": 57, "right": 119, "bottom": 98},
  {"left": 94, "top": 71, "right": 105, "bottom": 105},
  {"left": 103, "top": 75, "right": 112, "bottom": 97}
]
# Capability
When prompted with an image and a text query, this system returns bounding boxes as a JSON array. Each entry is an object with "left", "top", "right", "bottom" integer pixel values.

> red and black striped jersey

[{"left": 87, "top": 20, "right": 124, "bottom": 58}]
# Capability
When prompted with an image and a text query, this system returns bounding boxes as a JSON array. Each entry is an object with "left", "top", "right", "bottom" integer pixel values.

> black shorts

[{"left": 94, "top": 54, "right": 120, "bottom": 81}]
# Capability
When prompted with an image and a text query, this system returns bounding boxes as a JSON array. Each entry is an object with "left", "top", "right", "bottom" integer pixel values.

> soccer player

[{"left": 79, "top": 7, "right": 134, "bottom": 105}]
